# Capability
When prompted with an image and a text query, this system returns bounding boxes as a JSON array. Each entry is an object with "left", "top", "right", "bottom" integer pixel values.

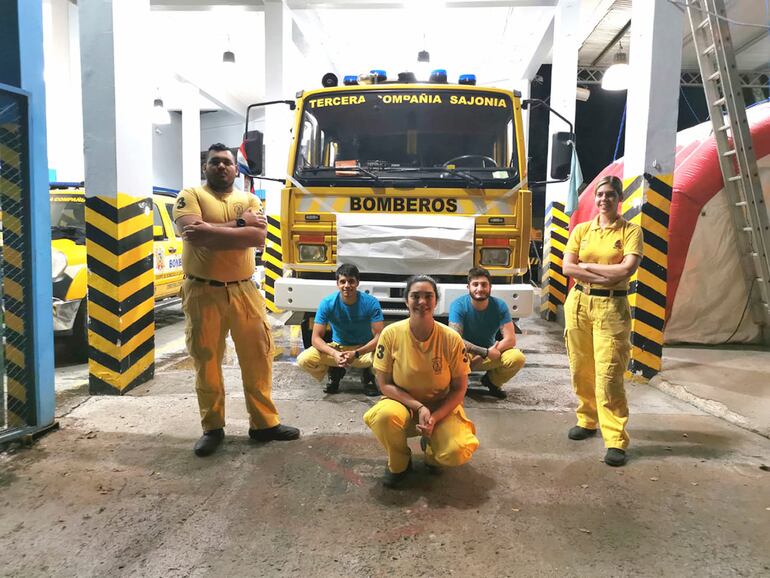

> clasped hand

[
  {"left": 415, "top": 405, "right": 434, "bottom": 438},
  {"left": 333, "top": 350, "right": 356, "bottom": 367}
]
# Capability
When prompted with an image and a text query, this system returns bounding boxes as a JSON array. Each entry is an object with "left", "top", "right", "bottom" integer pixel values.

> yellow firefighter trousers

[
  {"left": 363, "top": 399, "right": 479, "bottom": 473},
  {"left": 474, "top": 348, "right": 526, "bottom": 388},
  {"left": 296, "top": 344, "right": 374, "bottom": 381},
  {"left": 181, "top": 279, "right": 280, "bottom": 432},
  {"left": 564, "top": 289, "right": 631, "bottom": 450}
]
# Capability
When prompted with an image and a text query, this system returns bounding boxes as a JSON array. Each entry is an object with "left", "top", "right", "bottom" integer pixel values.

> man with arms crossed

[
  {"left": 297, "top": 263, "right": 384, "bottom": 396},
  {"left": 449, "top": 267, "right": 526, "bottom": 399},
  {"left": 174, "top": 143, "right": 299, "bottom": 457}
]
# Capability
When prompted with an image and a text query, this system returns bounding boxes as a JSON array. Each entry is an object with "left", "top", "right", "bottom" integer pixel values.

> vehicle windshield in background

[
  {"left": 295, "top": 89, "right": 518, "bottom": 188},
  {"left": 50, "top": 195, "right": 86, "bottom": 242}
]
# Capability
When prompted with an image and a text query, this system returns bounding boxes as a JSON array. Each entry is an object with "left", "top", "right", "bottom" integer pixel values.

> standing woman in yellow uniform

[
  {"left": 364, "top": 275, "right": 479, "bottom": 488},
  {"left": 562, "top": 175, "right": 643, "bottom": 467}
]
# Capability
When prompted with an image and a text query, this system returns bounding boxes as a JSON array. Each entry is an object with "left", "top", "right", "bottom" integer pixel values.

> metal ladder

[{"left": 686, "top": 0, "right": 770, "bottom": 338}]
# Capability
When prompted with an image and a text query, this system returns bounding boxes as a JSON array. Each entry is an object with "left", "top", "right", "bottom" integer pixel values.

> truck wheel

[{"left": 70, "top": 299, "right": 89, "bottom": 362}]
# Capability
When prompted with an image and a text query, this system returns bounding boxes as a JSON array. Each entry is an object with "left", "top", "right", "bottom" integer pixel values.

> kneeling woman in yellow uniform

[
  {"left": 364, "top": 275, "right": 479, "bottom": 488},
  {"left": 562, "top": 175, "right": 643, "bottom": 467}
]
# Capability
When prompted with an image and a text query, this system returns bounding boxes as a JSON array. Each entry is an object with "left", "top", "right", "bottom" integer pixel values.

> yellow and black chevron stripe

[
  {"left": 85, "top": 194, "right": 155, "bottom": 394},
  {"left": 263, "top": 215, "right": 283, "bottom": 313},
  {"left": 0, "top": 119, "right": 30, "bottom": 427},
  {"left": 540, "top": 201, "right": 568, "bottom": 321},
  {"left": 622, "top": 173, "right": 672, "bottom": 379}
]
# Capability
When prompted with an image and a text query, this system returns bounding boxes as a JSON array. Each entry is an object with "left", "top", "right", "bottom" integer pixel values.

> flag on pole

[{"left": 565, "top": 147, "right": 583, "bottom": 216}]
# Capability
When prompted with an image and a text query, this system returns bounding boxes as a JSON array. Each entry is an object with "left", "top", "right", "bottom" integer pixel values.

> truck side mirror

[
  {"left": 550, "top": 131, "right": 574, "bottom": 181},
  {"left": 241, "top": 130, "right": 264, "bottom": 177}
]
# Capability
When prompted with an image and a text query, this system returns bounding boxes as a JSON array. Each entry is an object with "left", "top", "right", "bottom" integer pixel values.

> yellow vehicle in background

[
  {"left": 241, "top": 70, "right": 572, "bottom": 345},
  {"left": 50, "top": 184, "right": 184, "bottom": 357}
]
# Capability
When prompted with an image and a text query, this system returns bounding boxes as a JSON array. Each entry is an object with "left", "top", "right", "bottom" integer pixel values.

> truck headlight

[
  {"left": 52, "top": 250, "right": 68, "bottom": 279},
  {"left": 480, "top": 248, "right": 510, "bottom": 267},
  {"left": 298, "top": 244, "right": 327, "bottom": 262}
]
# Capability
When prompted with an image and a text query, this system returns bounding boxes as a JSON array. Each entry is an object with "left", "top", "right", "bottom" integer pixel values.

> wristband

[
  {"left": 482, "top": 348, "right": 489, "bottom": 359},
  {"left": 354, "top": 350, "right": 360, "bottom": 358}
]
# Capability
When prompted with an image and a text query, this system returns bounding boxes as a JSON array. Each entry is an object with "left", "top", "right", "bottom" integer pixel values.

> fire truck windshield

[{"left": 294, "top": 89, "right": 518, "bottom": 188}]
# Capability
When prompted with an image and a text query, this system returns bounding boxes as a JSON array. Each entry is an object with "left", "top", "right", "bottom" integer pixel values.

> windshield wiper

[
  {"left": 298, "top": 166, "right": 381, "bottom": 183},
  {"left": 52, "top": 225, "right": 86, "bottom": 241}
]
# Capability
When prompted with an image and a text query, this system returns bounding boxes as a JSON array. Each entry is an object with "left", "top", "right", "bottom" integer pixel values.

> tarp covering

[
  {"left": 569, "top": 100, "right": 770, "bottom": 344},
  {"left": 336, "top": 213, "right": 475, "bottom": 275}
]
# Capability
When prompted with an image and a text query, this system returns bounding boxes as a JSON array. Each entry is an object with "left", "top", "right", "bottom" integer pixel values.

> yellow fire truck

[{"left": 241, "top": 70, "right": 570, "bottom": 344}]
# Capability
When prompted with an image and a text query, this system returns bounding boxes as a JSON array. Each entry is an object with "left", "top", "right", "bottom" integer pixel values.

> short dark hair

[
  {"left": 405, "top": 275, "right": 439, "bottom": 301},
  {"left": 206, "top": 143, "right": 233, "bottom": 160},
  {"left": 467, "top": 267, "right": 491, "bottom": 284},
  {"left": 336, "top": 263, "right": 360, "bottom": 281},
  {"left": 595, "top": 175, "right": 624, "bottom": 199}
]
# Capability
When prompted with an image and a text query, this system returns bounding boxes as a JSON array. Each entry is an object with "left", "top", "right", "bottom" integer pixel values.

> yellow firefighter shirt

[
  {"left": 373, "top": 318, "right": 470, "bottom": 405},
  {"left": 565, "top": 215, "right": 643, "bottom": 290},
  {"left": 172, "top": 185, "right": 263, "bottom": 282}
]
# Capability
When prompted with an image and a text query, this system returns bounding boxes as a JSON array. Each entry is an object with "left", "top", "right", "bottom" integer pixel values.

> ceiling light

[
  {"left": 416, "top": 50, "right": 431, "bottom": 81},
  {"left": 222, "top": 50, "right": 236, "bottom": 66},
  {"left": 601, "top": 51, "right": 629, "bottom": 91},
  {"left": 153, "top": 97, "right": 171, "bottom": 125}
]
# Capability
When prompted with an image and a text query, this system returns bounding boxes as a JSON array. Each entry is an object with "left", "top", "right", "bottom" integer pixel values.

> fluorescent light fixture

[
  {"left": 153, "top": 97, "right": 171, "bottom": 125},
  {"left": 601, "top": 51, "right": 629, "bottom": 91}
]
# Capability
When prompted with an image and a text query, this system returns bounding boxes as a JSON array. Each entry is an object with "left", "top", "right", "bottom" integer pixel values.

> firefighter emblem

[
  {"left": 233, "top": 203, "right": 245, "bottom": 217},
  {"left": 613, "top": 239, "right": 623, "bottom": 250},
  {"left": 432, "top": 356, "right": 442, "bottom": 374}
]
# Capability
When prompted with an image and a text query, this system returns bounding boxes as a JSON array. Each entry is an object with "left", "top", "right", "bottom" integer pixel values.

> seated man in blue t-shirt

[
  {"left": 297, "top": 263, "right": 385, "bottom": 396},
  {"left": 448, "top": 267, "right": 526, "bottom": 399}
]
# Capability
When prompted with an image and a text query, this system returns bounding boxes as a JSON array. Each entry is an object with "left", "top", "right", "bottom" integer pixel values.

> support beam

[
  {"left": 516, "top": 15, "right": 554, "bottom": 82},
  {"left": 622, "top": 0, "right": 683, "bottom": 379},
  {"left": 79, "top": 0, "right": 156, "bottom": 395},
  {"left": 181, "top": 82, "right": 201, "bottom": 188}
]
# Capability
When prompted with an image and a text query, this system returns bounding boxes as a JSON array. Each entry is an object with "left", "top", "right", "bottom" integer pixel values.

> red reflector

[
  {"left": 482, "top": 238, "right": 509, "bottom": 247},
  {"left": 299, "top": 234, "right": 325, "bottom": 244}
]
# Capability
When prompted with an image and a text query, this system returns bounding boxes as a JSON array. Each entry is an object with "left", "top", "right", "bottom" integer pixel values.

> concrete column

[
  {"left": 545, "top": 0, "right": 580, "bottom": 208},
  {"left": 79, "top": 0, "right": 155, "bottom": 394},
  {"left": 263, "top": 0, "right": 293, "bottom": 217},
  {"left": 621, "top": 0, "right": 683, "bottom": 378},
  {"left": 181, "top": 82, "right": 201, "bottom": 189},
  {"left": 0, "top": 0, "right": 55, "bottom": 431}
]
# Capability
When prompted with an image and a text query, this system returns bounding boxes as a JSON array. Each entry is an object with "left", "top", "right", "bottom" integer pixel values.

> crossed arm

[
  {"left": 311, "top": 320, "right": 385, "bottom": 367},
  {"left": 175, "top": 210, "right": 267, "bottom": 250},
  {"left": 562, "top": 252, "right": 641, "bottom": 284},
  {"left": 375, "top": 369, "right": 468, "bottom": 437},
  {"left": 449, "top": 319, "right": 517, "bottom": 368}
]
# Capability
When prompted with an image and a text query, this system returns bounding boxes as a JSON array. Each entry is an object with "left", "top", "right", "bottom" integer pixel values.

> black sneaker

[
  {"left": 567, "top": 426, "right": 598, "bottom": 440},
  {"left": 382, "top": 459, "right": 412, "bottom": 489},
  {"left": 361, "top": 367, "right": 379, "bottom": 397},
  {"left": 249, "top": 424, "right": 301, "bottom": 442},
  {"left": 324, "top": 367, "right": 346, "bottom": 394},
  {"left": 481, "top": 373, "right": 507, "bottom": 399},
  {"left": 193, "top": 428, "right": 224, "bottom": 457},
  {"left": 420, "top": 437, "right": 442, "bottom": 475},
  {"left": 604, "top": 448, "right": 627, "bottom": 467}
]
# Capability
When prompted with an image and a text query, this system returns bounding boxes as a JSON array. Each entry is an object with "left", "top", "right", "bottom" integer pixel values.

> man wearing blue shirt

[
  {"left": 449, "top": 267, "right": 526, "bottom": 399},
  {"left": 297, "top": 264, "right": 384, "bottom": 395}
]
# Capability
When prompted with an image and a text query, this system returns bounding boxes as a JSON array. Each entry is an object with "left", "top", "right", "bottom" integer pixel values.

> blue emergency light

[
  {"left": 459, "top": 74, "right": 477, "bottom": 85},
  {"left": 429, "top": 69, "right": 448, "bottom": 83},
  {"left": 343, "top": 75, "right": 359, "bottom": 85},
  {"left": 370, "top": 69, "right": 387, "bottom": 83}
]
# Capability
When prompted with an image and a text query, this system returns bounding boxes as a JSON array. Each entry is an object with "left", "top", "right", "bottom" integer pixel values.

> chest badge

[
  {"left": 613, "top": 240, "right": 623, "bottom": 250},
  {"left": 233, "top": 202, "right": 245, "bottom": 217},
  {"left": 432, "top": 356, "right": 442, "bottom": 374}
]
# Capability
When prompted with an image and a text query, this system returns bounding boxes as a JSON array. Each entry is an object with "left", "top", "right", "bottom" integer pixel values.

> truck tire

[{"left": 70, "top": 299, "right": 89, "bottom": 362}]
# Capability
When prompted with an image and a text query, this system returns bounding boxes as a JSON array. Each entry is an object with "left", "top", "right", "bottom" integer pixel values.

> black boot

[
  {"left": 361, "top": 367, "right": 379, "bottom": 397},
  {"left": 382, "top": 459, "right": 412, "bottom": 489},
  {"left": 481, "top": 373, "right": 507, "bottom": 399},
  {"left": 567, "top": 426, "right": 598, "bottom": 440},
  {"left": 324, "top": 367, "right": 346, "bottom": 394},
  {"left": 193, "top": 428, "right": 224, "bottom": 457},
  {"left": 604, "top": 448, "right": 627, "bottom": 467},
  {"left": 249, "top": 424, "right": 301, "bottom": 442}
]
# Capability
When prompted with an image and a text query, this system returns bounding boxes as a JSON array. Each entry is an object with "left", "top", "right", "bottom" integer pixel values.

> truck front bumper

[{"left": 275, "top": 278, "right": 533, "bottom": 318}]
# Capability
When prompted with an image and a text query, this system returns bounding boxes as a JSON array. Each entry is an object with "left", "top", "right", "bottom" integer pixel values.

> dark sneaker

[
  {"left": 604, "top": 448, "right": 627, "bottom": 467},
  {"left": 568, "top": 426, "right": 598, "bottom": 440},
  {"left": 249, "top": 424, "right": 301, "bottom": 442},
  {"left": 420, "top": 437, "right": 442, "bottom": 475},
  {"left": 361, "top": 367, "right": 379, "bottom": 396},
  {"left": 481, "top": 373, "right": 507, "bottom": 399},
  {"left": 324, "top": 367, "right": 346, "bottom": 394},
  {"left": 382, "top": 459, "right": 412, "bottom": 489},
  {"left": 193, "top": 428, "right": 224, "bottom": 457}
]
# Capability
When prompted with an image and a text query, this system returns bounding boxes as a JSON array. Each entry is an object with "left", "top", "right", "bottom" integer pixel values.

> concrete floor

[{"left": 1, "top": 315, "right": 769, "bottom": 577}]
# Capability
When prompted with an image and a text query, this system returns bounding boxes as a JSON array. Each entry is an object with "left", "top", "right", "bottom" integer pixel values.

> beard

[{"left": 470, "top": 294, "right": 489, "bottom": 302}]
